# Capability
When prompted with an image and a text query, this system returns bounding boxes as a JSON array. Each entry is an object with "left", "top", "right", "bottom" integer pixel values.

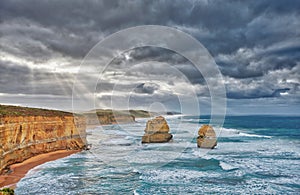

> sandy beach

[{"left": 0, "top": 150, "right": 80, "bottom": 189}]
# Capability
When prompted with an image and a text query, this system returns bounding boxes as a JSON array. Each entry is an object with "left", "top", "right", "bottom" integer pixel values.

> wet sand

[{"left": 0, "top": 150, "right": 80, "bottom": 189}]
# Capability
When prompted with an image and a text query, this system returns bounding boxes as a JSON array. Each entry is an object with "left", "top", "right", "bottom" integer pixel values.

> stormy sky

[{"left": 0, "top": 0, "right": 299, "bottom": 115}]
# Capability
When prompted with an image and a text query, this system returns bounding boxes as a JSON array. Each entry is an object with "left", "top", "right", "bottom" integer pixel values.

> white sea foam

[
  {"left": 238, "top": 132, "right": 272, "bottom": 138},
  {"left": 192, "top": 150, "right": 214, "bottom": 159},
  {"left": 219, "top": 161, "right": 238, "bottom": 171},
  {"left": 163, "top": 114, "right": 185, "bottom": 119},
  {"left": 140, "top": 169, "right": 221, "bottom": 183},
  {"left": 218, "top": 127, "right": 272, "bottom": 138}
]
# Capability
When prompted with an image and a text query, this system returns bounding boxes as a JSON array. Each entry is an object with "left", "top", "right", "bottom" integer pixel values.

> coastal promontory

[{"left": 0, "top": 105, "right": 87, "bottom": 175}]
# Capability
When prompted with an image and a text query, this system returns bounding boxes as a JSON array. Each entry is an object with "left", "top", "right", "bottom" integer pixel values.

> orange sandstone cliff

[
  {"left": 84, "top": 109, "right": 137, "bottom": 126},
  {"left": 0, "top": 105, "right": 87, "bottom": 174}
]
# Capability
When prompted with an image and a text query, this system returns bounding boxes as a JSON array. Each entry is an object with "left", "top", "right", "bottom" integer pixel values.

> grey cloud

[
  {"left": 134, "top": 83, "right": 159, "bottom": 94},
  {"left": 0, "top": 60, "right": 73, "bottom": 96},
  {"left": 216, "top": 40, "right": 300, "bottom": 79},
  {"left": 224, "top": 63, "right": 300, "bottom": 100},
  {"left": 227, "top": 87, "right": 290, "bottom": 99},
  {"left": 0, "top": 0, "right": 300, "bottom": 113},
  {"left": 128, "top": 47, "right": 188, "bottom": 64},
  {"left": 98, "top": 89, "right": 182, "bottom": 110},
  {"left": 0, "top": 18, "right": 97, "bottom": 59},
  {"left": 110, "top": 47, "right": 205, "bottom": 85},
  {"left": 110, "top": 47, "right": 189, "bottom": 67},
  {"left": 1, "top": 0, "right": 299, "bottom": 58}
]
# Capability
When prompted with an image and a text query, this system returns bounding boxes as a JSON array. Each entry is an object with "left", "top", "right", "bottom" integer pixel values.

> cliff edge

[
  {"left": 0, "top": 105, "right": 87, "bottom": 174},
  {"left": 84, "top": 109, "right": 154, "bottom": 126}
]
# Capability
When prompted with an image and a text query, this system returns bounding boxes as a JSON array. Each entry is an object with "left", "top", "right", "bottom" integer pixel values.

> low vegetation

[
  {"left": 0, "top": 104, "right": 180, "bottom": 118},
  {"left": 128, "top": 110, "right": 153, "bottom": 118},
  {"left": 85, "top": 109, "right": 154, "bottom": 118},
  {"left": 0, "top": 104, "right": 73, "bottom": 117},
  {"left": 0, "top": 188, "right": 14, "bottom": 195}
]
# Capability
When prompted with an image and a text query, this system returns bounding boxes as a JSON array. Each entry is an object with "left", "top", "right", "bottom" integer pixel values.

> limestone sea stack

[
  {"left": 197, "top": 125, "right": 217, "bottom": 149},
  {"left": 142, "top": 116, "right": 172, "bottom": 143}
]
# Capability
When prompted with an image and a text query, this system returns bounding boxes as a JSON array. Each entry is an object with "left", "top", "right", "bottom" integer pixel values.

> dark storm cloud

[
  {"left": 128, "top": 47, "right": 189, "bottom": 64},
  {"left": 216, "top": 42, "right": 300, "bottom": 79},
  {"left": 1, "top": 0, "right": 299, "bottom": 60},
  {"left": 110, "top": 47, "right": 206, "bottom": 85},
  {"left": 1, "top": 0, "right": 299, "bottom": 57},
  {"left": 110, "top": 47, "right": 189, "bottom": 66},
  {"left": 0, "top": 0, "right": 299, "bottom": 112},
  {"left": 134, "top": 83, "right": 159, "bottom": 94},
  {"left": 0, "top": 60, "right": 31, "bottom": 87},
  {"left": 227, "top": 87, "right": 290, "bottom": 99},
  {"left": 0, "top": 17, "right": 96, "bottom": 59}
]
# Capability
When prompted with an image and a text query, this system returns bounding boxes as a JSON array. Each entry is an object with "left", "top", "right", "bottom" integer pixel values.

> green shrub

[{"left": 0, "top": 188, "right": 14, "bottom": 195}]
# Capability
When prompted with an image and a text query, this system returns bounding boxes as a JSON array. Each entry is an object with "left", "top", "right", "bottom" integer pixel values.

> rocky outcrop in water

[
  {"left": 197, "top": 125, "right": 217, "bottom": 149},
  {"left": 142, "top": 116, "right": 172, "bottom": 143},
  {"left": 0, "top": 105, "right": 87, "bottom": 174}
]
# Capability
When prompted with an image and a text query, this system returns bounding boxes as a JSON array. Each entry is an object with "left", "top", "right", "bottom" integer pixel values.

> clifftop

[
  {"left": 84, "top": 109, "right": 181, "bottom": 118},
  {"left": 0, "top": 105, "right": 74, "bottom": 117},
  {"left": 85, "top": 109, "right": 153, "bottom": 118}
]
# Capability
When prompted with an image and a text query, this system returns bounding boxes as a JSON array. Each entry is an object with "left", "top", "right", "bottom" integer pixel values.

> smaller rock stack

[
  {"left": 197, "top": 125, "right": 217, "bottom": 149},
  {"left": 142, "top": 116, "right": 173, "bottom": 143}
]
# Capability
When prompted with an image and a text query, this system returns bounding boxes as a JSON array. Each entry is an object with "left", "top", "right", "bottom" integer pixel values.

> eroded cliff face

[
  {"left": 85, "top": 113, "right": 135, "bottom": 126},
  {"left": 98, "top": 113, "right": 135, "bottom": 124},
  {"left": 0, "top": 115, "right": 87, "bottom": 174}
]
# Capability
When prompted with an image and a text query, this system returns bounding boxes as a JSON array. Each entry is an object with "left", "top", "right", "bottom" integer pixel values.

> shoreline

[{"left": 0, "top": 150, "right": 81, "bottom": 189}]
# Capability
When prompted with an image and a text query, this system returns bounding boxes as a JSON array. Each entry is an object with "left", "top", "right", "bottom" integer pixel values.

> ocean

[{"left": 15, "top": 115, "right": 300, "bottom": 194}]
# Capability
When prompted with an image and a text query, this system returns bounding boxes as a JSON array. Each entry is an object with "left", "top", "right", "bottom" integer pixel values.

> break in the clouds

[{"left": 0, "top": 0, "right": 299, "bottom": 115}]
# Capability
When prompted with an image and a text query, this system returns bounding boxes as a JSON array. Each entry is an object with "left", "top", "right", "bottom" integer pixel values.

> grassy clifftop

[
  {"left": 128, "top": 110, "right": 153, "bottom": 118},
  {"left": 0, "top": 105, "right": 180, "bottom": 118},
  {"left": 86, "top": 109, "right": 154, "bottom": 118},
  {"left": 0, "top": 105, "right": 73, "bottom": 117}
]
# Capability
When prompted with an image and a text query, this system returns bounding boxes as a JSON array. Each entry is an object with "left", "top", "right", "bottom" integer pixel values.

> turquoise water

[{"left": 16, "top": 115, "right": 300, "bottom": 194}]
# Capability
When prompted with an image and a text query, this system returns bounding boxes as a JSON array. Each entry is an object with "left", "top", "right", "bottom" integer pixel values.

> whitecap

[
  {"left": 238, "top": 132, "right": 272, "bottom": 138},
  {"left": 163, "top": 114, "right": 185, "bottom": 119},
  {"left": 218, "top": 128, "right": 272, "bottom": 138},
  {"left": 219, "top": 161, "right": 238, "bottom": 171}
]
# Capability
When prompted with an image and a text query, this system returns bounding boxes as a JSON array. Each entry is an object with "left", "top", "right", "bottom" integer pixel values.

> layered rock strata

[
  {"left": 85, "top": 113, "right": 135, "bottom": 126},
  {"left": 142, "top": 116, "right": 172, "bottom": 143},
  {"left": 197, "top": 125, "right": 217, "bottom": 149},
  {"left": 0, "top": 105, "right": 87, "bottom": 174}
]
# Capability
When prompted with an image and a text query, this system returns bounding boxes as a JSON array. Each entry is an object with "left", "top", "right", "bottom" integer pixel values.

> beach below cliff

[{"left": 0, "top": 150, "right": 80, "bottom": 189}]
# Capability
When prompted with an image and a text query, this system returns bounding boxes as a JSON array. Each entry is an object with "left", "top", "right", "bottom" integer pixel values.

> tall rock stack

[
  {"left": 142, "top": 116, "right": 173, "bottom": 143},
  {"left": 197, "top": 125, "right": 217, "bottom": 149}
]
